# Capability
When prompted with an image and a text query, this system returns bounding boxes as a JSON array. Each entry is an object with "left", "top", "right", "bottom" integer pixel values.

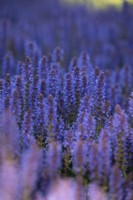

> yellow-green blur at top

[{"left": 63, "top": 0, "right": 133, "bottom": 8}]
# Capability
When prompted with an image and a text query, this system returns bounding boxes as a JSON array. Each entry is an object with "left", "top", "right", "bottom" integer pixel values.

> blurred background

[
  {"left": 0, "top": 0, "right": 133, "bottom": 71},
  {"left": 64, "top": 0, "right": 133, "bottom": 7}
]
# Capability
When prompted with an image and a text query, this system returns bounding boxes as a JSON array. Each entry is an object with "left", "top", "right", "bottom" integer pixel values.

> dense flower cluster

[{"left": 0, "top": 0, "right": 133, "bottom": 200}]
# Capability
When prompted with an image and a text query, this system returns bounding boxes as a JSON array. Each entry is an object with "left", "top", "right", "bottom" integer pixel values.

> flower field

[{"left": 0, "top": 0, "right": 133, "bottom": 199}]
